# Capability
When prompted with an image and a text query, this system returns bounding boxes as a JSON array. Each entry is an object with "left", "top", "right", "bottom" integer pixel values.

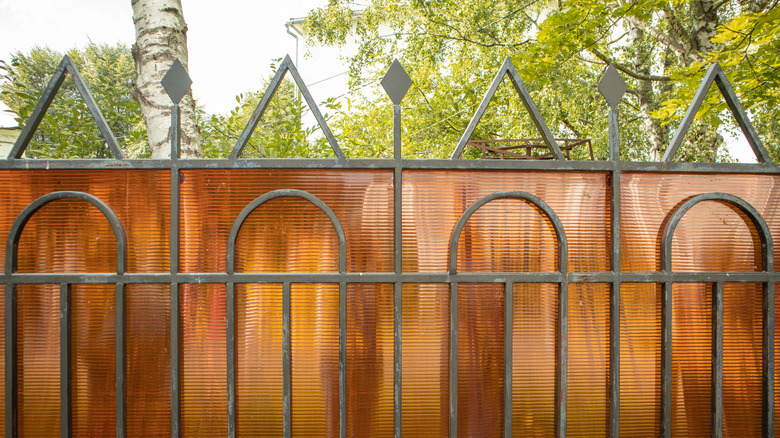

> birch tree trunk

[{"left": 131, "top": 0, "right": 201, "bottom": 158}]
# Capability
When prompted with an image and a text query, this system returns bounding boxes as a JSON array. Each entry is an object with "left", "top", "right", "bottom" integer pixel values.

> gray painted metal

[
  {"left": 8, "top": 55, "right": 124, "bottom": 160},
  {"left": 3, "top": 55, "right": 780, "bottom": 438},
  {"left": 381, "top": 59, "right": 413, "bottom": 106},
  {"left": 161, "top": 59, "right": 192, "bottom": 105},
  {"left": 598, "top": 64, "right": 627, "bottom": 110}
]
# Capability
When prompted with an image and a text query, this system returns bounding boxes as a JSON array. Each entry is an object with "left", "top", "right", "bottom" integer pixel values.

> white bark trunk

[{"left": 131, "top": 0, "right": 201, "bottom": 158}]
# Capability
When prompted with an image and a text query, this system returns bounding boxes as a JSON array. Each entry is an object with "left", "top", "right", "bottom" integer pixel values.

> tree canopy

[{"left": 304, "top": 0, "right": 780, "bottom": 161}]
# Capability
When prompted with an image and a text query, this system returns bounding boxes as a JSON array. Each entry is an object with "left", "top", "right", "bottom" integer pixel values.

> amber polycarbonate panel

[
  {"left": 291, "top": 283, "right": 339, "bottom": 436},
  {"left": 513, "top": 283, "right": 557, "bottom": 437},
  {"left": 458, "top": 284, "right": 503, "bottom": 436},
  {"left": 567, "top": 283, "right": 609, "bottom": 435},
  {"left": 179, "top": 170, "right": 393, "bottom": 273},
  {"left": 672, "top": 283, "right": 711, "bottom": 437},
  {"left": 402, "top": 284, "right": 448, "bottom": 436},
  {"left": 347, "top": 284, "right": 393, "bottom": 437},
  {"left": 0, "top": 170, "right": 170, "bottom": 273},
  {"left": 401, "top": 170, "right": 609, "bottom": 273},
  {"left": 235, "top": 198, "right": 338, "bottom": 272},
  {"left": 180, "top": 284, "right": 227, "bottom": 437},
  {"left": 126, "top": 284, "right": 171, "bottom": 437},
  {"left": 619, "top": 284, "right": 661, "bottom": 437},
  {"left": 722, "top": 283, "right": 762, "bottom": 436},
  {"left": 776, "top": 284, "right": 779, "bottom": 438},
  {"left": 455, "top": 199, "right": 558, "bottom": 272},
  {"left": 621, "top": 173, "right": 780, "bottom": 272},
  {"left": 71, "top": 284, "right": 116, "bottom": 436},
  {"left": 0, "top": 286, "right": 4, "bottom": 434},
  {"left": 236, "top": 284, "right": 283, "bottom": 436},
  {"left": 17, "top": 284, "right": 60, "bottom": 436}
]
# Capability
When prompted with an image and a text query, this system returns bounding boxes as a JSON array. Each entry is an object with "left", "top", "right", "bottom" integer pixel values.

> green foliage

[
  {"left": 0, "top": 44, "right": 148, "bottom": 158},
  {"left": 305, "top": 0, "right": 780, "bottom": 162}
]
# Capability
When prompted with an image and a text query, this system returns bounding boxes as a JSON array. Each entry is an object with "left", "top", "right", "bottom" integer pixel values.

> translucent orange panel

[
  {"left": 71, "top": 284, "right": 116, "bottom": 436},
  {"left": 402, "top": 170, "right": 609, "bottom": 273},
  {"left": 347, "top": 284, "right": 394, "bottom": 437},
  {"left": 0, "top": 170, "right": 170, "bottom": 273},
  {"left": 236, "top": 284, "right": 283, "bottom": 436},
  {"left": 512, "top": 283, "right": 557, "bottom": 437},
  {"left": 619, "top": 284, "right": 661, "bottom": 437},
  {"left": 567, "top": 283, "right": 609, "bottom": 435},
  {"left": 723, "top": 283, "right": 762, "bottom": 436},
  {"left": 179, "top": 170, "right": 394, "bottom": 273},
  {"left": 621, "top": 173, "right": 780, "bottom": 272},
  {"left": 235, "top": 198, "right": 339, "bottom": 272},
  {"left": 458, "top": 284, "right": 504, "bottom": 436},
  {"left": 402, "top": 284, "right": 448, "bottom": 436},
  {"left": 291, "top": 284, "right": 339, "bottom": 436},
  {"left": 456, "top": 200, "right": 558, "bottom": 272},
  {"left": 18, "top": 284, "right": 60, "bottom": 436},
  {"left": 180, "top": 284, "right": 227, "bottom": 437},
  {"left": 126, "top": 284, "right": 171, "bottom": 437}
]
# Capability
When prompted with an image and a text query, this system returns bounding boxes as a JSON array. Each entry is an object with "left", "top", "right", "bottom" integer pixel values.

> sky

[{"left": 0, "top": 0, "right": 349, "bottom": 127}]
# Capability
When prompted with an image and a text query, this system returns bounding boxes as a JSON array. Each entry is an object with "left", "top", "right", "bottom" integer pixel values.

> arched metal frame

[
  {"left": 659, "top": 193, "right": 774, "bottom": 438},
  {"left": 448, "top": 191, "right": 569, "bottom": 438},
  {"left": 224, "top": 189, "right": 348, "bottom": 438},
  {"left": 3, "top": 191, "right": 127, "bottom": 438}
]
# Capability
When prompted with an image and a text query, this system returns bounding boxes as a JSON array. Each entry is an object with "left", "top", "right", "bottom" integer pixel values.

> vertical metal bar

[
  {"left": 393, "top": 104, "right": 403, "bottom": 438},
  {"left": 339, "top": 281, "right": 346, "bottom": 438},
  {"left": 450, "top": 282, "right": 458, "bottom": 438},
  {"left": 226, "top": 282, "right": 236, "bottom": 438},
  {"left": 661, "top": 282, "right": 672, "bottom": 438},
  {"left": 4, "top": 284, "right": 16, "bottom": 438},
  {"left": 170, "top": 283, "right": 180, "bottom": 438},
  {"left": 116, "top": 282, "right": 126, "bottom": 438},
  {"left": 394, "top": 282, "right": 402, "bottom": 438},
  {"left": 60, "top": 284, "right": 71, "bottom": 438},
  {"left": 283, "top": 282, "right": 291, "bottom": 438},
  {"left": 609, "top": 123, "right": 621, "bottom": 438},
  {"left": 764, "top": 281, "right": 775, "bottom": 438},
  {"left": 504, "top": 281, "right": 513, "bottom": 438},
  {"left": 712, "top": 282, "right": 723, "bottom": 438},
  {"left": 170, "top": 148, "right": 181, "bottom": 438},
  {"left": 555, "top": 281, "right": 568, "bottom": 438}
]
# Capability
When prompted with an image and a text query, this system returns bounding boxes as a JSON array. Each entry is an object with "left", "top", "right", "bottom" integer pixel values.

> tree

[
  {"left": 0, "top": 44, "right": 148, "bottom": 158},
  {"left": 304, "top": 0, "right": 780, "bottom": 162},
  {"left": 131, "top": 0, "right": 201, "bottom": 158}
]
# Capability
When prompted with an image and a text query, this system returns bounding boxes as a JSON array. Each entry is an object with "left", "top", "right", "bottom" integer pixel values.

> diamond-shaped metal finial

[
  {"left": 598, "top": 63, "right": 627, "bottom": 109},
  {"left": 162, "top": 59, "right": 192, "bottom": 105},
  {"left": 381, "top": 59, "right": 412, "bottom": 105}
]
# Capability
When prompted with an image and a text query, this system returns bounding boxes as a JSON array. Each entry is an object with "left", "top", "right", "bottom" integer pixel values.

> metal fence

[{"left": 1, "top": 55, "right": 777, "bottom": 437}]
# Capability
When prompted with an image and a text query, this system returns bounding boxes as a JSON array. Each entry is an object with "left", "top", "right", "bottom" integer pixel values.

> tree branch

[
  {"left": 624, "top": 16, "right": 702, "bottom": 63},
  {"left": 589, "top": 48, "right": 672, "bottom": 81}
]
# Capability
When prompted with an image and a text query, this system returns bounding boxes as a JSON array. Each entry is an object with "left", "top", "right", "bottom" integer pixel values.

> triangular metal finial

[
  {"left": 229, "top": 55, "right": 344, "bottom": 161},
  {"left": 381, "top": 59, "right": 412, "bottom": 105},
  {"left": 662, "top": 63, "right": 772, "bottom": 164},
  {"left": 7, "top": 55, "right": 124, "bottom": 159},
  {"left": 452, "top": 57, "right": 564, "bottom": 160},
  {"left": 162, "top": 59, "right": 192, "bottom": 105}
]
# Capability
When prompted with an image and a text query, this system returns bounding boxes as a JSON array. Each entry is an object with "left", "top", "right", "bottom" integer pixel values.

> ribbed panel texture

[
  {"left": 402, "top": 284, "right": 448, "bottom": 437},
  {"left": 619, "top": 283, "right": 661, "bottom": 437},
  {"left": 402, "top": 170, "right": 609, "bottom": 273},
  {"left": 236, "top": 284, "right": 283, "bottom": 437},
  {"left": 179, "top": 170, "right": 394, "bottom": 273},
  {"left": 17, "top": 284, "right": 60, "bottom": 436},
  {"left": 180, "top": 284, "right": 227, "bottom": 437},
  {"left": 291, "top": 283, "right": 339, "bottom": 436},
  {"left": 513, "top": 283, "right": 557, "bottom": 436},
  {"left": 126, "top": 284, "right": 170, "bottom": 437},
  {"left": 71, "top": 284, "right": 115, "bottom": 436},
  {"left": 568, "top": 283, "right": 609, "bottom": 435},
  {"left": 347, "top": 284, "right": 394, "bottom": 437},
  {"left": 458, "top": 283, "right": 504, "bottom": 436}
]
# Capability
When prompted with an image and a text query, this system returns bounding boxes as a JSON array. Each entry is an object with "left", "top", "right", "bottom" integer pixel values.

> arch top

[
  {"left": 660, "top": 192, "right": 773, "bottom": 272},
  {"left": 5, "top": 191, "right": 127, "bottom": 275},
  {"left": 448, "top": 190, "right": 568, "bottom": 274},
  {"left": 226, "top": 189, "right": 347, "bottom": 274}
]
